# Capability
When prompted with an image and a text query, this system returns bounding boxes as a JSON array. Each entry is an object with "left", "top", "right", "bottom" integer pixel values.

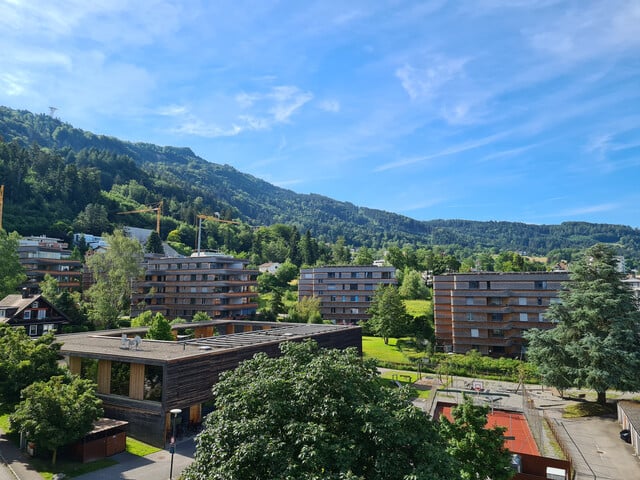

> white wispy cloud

[
  {"left": 395, "top": 56, "right": 468, "bottom": 101},
  {"left": 318, "top": 99, "right": 341, "bottom": 113},
  {"left": 374, "top": 131, "right": 508, "bottom": 172},
  {"left": 156, "top": 105, "right": 188, "bottom": 117}
]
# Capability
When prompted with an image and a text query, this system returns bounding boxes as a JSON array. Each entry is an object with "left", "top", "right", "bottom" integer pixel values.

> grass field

[
  {"left": 362, "top": 336, "right": 427, "bottom": 365},
  {"left": 403, "top": 299, "right": 431, "bottom": 317}
]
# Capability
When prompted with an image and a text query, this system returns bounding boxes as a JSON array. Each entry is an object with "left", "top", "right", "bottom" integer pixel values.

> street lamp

[{"left": 169, "top": 408, "right": 182, "bottom": 479}]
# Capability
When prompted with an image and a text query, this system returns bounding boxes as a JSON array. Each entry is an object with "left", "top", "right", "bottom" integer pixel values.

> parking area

[{"left": 553, "top": 416, "right": 640, "bottom": 480}]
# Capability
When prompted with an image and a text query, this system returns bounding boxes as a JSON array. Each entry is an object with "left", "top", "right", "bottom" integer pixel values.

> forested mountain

[{"left": 2, "top": 105, "right": 640, "bottom": 264}]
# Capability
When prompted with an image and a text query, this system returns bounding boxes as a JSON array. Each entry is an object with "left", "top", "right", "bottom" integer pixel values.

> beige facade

[
  {"left": 298, "top": 265, "right": 397, "bottom": 324},
  {"left": 130, "top": 252, "right": 259, "bottom": 321},
  {"left": 434, "top": 271, "right": 569, "bottom": 356}
]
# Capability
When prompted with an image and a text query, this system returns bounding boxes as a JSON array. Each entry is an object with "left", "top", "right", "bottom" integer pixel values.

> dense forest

[{"left": 2, "top": 105, "right": 640, "bottom": 267}]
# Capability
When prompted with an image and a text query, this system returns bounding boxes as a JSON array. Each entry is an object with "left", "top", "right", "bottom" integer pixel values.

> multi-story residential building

[
  {"left": 130, "top": 252, "right": 259, "bottom": 321},
  {"left": 433, "top": 271, "right": 569, "bottom": 357},
  {"left": 18, "top": 236, "right": 82, "bottom": 291},
  {"left": 298, "top": 265, "right": 397, "bottom": 324}
]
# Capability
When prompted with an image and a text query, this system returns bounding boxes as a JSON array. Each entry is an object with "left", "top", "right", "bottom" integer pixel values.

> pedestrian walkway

[{"left": 0, "top": 434, "right": 43, "bottom": 480}]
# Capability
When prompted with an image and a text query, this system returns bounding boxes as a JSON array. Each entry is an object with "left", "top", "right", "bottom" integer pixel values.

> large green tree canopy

[
  {"left": 0, "top": 324, "right": 62, "bottom": 406},
  {"left": 11, "top": 373, "right": 103, "bottom": 465},
  {"left": 183, "top": 340, "right": 457, "bottom": 480},
  {"left": 525, "top": 244, "right": 640, "bottom": 404}
]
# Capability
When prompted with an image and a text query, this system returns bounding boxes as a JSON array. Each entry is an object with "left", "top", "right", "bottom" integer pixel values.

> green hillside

[{"left": 2, "top": 105, "right": 640, "bottom": 263}]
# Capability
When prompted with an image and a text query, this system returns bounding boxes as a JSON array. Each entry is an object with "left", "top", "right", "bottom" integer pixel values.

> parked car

[{"left": 620, "top": 429, "right": 631, "bottom": 443}]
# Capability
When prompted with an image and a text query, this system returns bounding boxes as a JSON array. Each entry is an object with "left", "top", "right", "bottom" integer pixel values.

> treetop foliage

[{"left": 184, "top": 340, "right": 457, "bottom": 480}]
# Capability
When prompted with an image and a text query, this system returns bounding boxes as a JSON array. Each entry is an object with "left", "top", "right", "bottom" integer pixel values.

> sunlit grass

[
  {"left": 126, "top": 436, "right": 161, "bottom": 456},
  {"left": 403, "top": 299, "right": 431, "bottom": 317},
  {"left": 563, "top": 401, "right": 615, "bottom": 418}
]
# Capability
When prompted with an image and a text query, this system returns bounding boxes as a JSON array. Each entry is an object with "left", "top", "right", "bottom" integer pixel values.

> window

[
  {"left": 520, "top": 313, "right": 528, "bottom": 322},
  {"left": 537, "top": 297, "right": 543, "bottom": 305},
  {"left": 327, "top": 284, "right": 338, "bottom": 290},
  {"left": 534, "top": 280, "right": 547, "bottom": 290},
  {"left": 488, "top": 297, "right": 501, "bottom": 306},
  {"left": 330, "top": 296, "right": 337, "bottom": 302},
  {"left": 486, "top": 281, "right": 491, "bottom": 290},
  {"left": 519, "top": 297, "right": 527, "bottom": 306},
  {"left": 29, "top": 325, "right": 38, "bottom": 336},
  {"left": 466, "top": 313, "right": 474, "bottom": 321},
  {"left": 23, "top": 310, "right": 31, "bottom": 320},
  {"left": 350, "top": 308, "right": 359, "bottom": 314},
  {"left": 37, "top": 310, "right": 46, "bottom": 319},
  {"left": 466, "top": 297, "right": 474, "bottom": 305},
  {"left": 351, "top": 272, "right": 358, "bottom": 278},
  {"left": 31, "top": 301, "right": 39, "bottom": 308},
  {"left": 469, "top": 281, "right": 479, "bottom": 289},
  {"left": 328, "top": 272, "right": 336, "bottom": 278},
  {"left": 42, "top": 324, "right": 55, "bottom": 333},
  {"left": 0, "top": 309, "right": 4, "bottom": 317},
  {"left": 539, "top": 313, "right": 545, "bottom": 322},
  {"left": 366, "top": 272, "right": 373, "bottom": 279},
  {"left": 550, "top": 298, "right": 562, "bottom": 305},
  {"left": 330, "top": 307, "right": 336, "bottom": 313},
  {"left": 491, "top": 313, "right": 503, "bottom": 321},
  {"left": 471, "top": 328, "right": 479, "bottom": 338},
  {"left": 349, "top": 284, "right": 358, "bottom": 291},
  {"left": 490, "top": 329, "right": 504, "bottom": 338},
  {"left": 351, "top": 295, "right": 359, "bottom": 302}
]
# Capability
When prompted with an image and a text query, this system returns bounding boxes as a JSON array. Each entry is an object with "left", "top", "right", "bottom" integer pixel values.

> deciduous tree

[
  {"left": 183, "top": 341, "right": 456, "bottom": 480},
  {"left": 438, "top": 396, "right": 513, "bottom": 480},
  {"left": 525, "top": 244, "right": 640, "bottom": 405},
  {"left": 11, "top": 374, "right": 103, "bottom": 465},
  {"left": 0, "top": 324, "right": 62, "bottom": 406},
  {"left": 0, "top": 230, "right": 26, "bottom": 297},
  {"left": 86, "top": 230, "right": 143, "bottom": 329}
]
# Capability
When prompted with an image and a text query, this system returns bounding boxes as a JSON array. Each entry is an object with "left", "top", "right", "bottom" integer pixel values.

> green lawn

[
  {"left": 362, "top": 336, "right": 427, "bottom": 365},
  {"left": 403, "top": 299, "right": 431, "bottom": 317},
  {"left": 126, "top": 437, "right": 161, "bottom": 456}
]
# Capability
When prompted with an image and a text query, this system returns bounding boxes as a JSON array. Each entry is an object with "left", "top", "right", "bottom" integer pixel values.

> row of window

[
  {"left": 468, "top": 280, "right": 549, "bottom": 289},
  {"left": 465, "top": 296, "right": 561, "bottom": 306},
  {"left": 464, "top": 312, "right": 546, "bottom": 322},
  {"left": 329, "top": 307, "right": 361, "bottom": 314},
  {"left": 326, "top": 295, "right": 373, "bottom": 302}
]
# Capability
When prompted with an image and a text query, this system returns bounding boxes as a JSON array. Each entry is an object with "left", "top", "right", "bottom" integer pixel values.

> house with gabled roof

[{"left": 0, "top": 289, "right": 69, "bottom": 336}]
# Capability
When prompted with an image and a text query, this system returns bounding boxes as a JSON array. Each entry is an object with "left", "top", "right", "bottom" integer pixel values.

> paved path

[
  {"left": 74, "top": 437, "right": 195, "bottom": 480},
  {"left": 0, "top": 434, "right": 42, "bottom": 480}
]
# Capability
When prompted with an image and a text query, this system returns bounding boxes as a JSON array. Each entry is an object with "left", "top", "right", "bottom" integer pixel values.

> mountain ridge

[{"left": 1, "top": 105, "right": 639, "bottom": 260}]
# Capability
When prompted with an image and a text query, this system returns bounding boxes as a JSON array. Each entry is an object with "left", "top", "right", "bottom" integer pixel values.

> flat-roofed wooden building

[{"left": 58, "top": 320, "right": 361, "bottom": 446}]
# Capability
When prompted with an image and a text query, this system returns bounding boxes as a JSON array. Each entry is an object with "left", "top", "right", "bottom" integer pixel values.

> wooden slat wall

[
  {"left": 97, "top": 360, "right": 111, "bottom": 394},
  {"left": 68, "top": 356, "right": 81, "bottom": 375},
  {"left": 129, "top": 363, "right": 145, "bottom": 400}
]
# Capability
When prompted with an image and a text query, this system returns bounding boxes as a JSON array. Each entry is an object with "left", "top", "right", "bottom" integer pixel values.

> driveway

[{"left": 552, "top": 416, "right": 640, "bottom": 480}]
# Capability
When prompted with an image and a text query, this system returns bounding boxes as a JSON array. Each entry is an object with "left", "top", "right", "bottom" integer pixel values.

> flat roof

[{"left": 58, "top": 322, "right": 359, "bottom": 364}]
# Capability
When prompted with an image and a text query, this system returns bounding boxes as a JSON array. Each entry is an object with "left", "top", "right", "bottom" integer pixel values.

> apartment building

[
  {"left": 18, "top": 236, "right": 82, "bottom": 291},
  {"left": 298, "top": 265, "right": 397, "bottom": 324},
  {"left": 130, "top": 252, "right": 259, "bottom": 321},
  {"left": 433, "top": 271, "right": 569, "bottom": 356}
]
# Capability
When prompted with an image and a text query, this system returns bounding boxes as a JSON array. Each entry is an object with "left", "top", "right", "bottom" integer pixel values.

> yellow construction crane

[
  {"left": 116, "top": 201, "right": 163, "bottom": 234},
  {"left": 195, "top": 213, "right": 240, "bottom": 254},
  {"left": 0, "top": 185, "right": 4, "bottom": 231}
]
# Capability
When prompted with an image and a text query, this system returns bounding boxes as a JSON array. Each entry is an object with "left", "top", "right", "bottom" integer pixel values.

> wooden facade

[
  {"left": 59, "top": 321, "right": 361, "bottom": 446},
  {"left": 434, "top": 272, "right": 569, "bottom": 356}
]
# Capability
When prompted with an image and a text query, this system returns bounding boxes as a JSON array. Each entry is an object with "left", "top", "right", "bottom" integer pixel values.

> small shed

[{"left": 68, "top": 418, "right": 128, "bottom": 463}]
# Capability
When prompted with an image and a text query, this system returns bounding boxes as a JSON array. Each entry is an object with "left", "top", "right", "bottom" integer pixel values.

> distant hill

[{"left": 2, "top": 105, "right": 640, "bottom": 262}]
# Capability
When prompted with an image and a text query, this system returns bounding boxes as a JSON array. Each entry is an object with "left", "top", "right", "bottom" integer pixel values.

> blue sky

[{"left": 2, "top": 1, "right": 639, "bottom": 227}]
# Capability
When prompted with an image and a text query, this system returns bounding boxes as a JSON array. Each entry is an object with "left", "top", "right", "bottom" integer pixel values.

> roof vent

[{"left": 198, "top": 346, "right": 212, "bottom": 351}]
